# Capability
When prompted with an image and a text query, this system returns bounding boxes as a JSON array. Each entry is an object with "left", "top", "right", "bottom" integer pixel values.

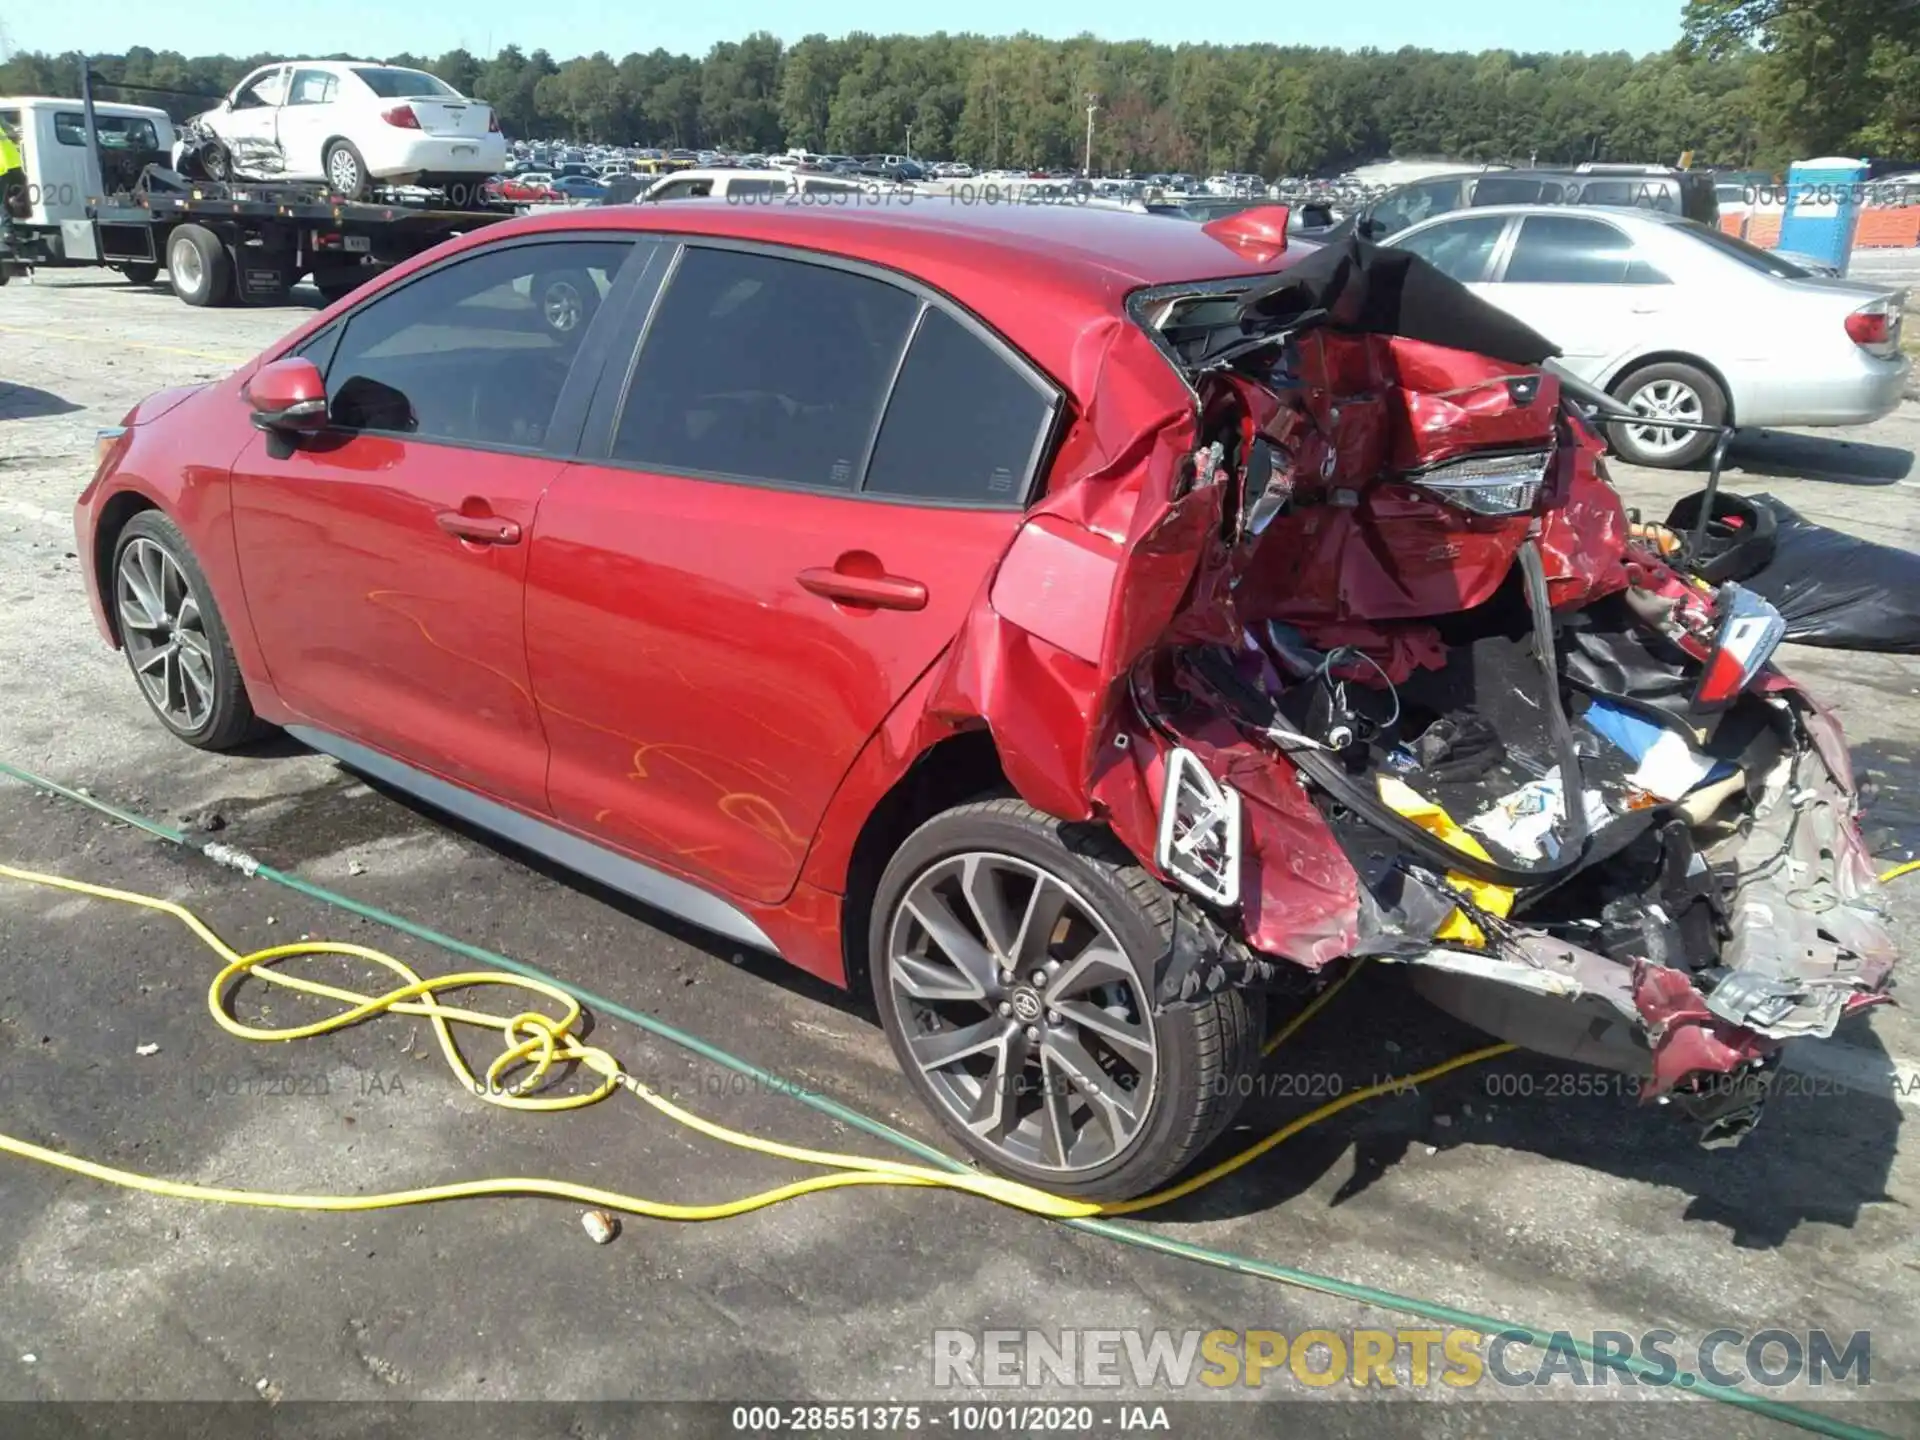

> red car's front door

[
  {"left": 230, "top": 236, "right": 638, "bottom": 811},
  {"left": 525, "top": 243, "right": 1061, "bottom": 905}
]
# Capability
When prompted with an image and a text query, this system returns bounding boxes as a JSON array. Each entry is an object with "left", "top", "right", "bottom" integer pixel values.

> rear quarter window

[{"left": 864, "top": 308, "right": 1057, "bottom": 506}]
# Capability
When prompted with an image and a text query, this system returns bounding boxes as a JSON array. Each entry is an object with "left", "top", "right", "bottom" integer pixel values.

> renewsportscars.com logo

[{"left": 931, "top": 1327, "right": 1871, "bottom": 1392}]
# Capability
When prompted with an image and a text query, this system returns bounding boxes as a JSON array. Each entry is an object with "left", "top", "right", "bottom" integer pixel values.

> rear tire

[
  {"left": 1607, "top": 360, "right": 1725, "bottom": 469},
  {"left": 110, "top": 511, "right": 263, "bottom": 751},
  {"left": 166, "top": 224, "right": 231, "bottom": 307},
  {"left": 324, "top": 139, "right": 370, "bottom": 201},
  {"left": 870, "top": 798, "right": 1263, "bottom": 1202}
]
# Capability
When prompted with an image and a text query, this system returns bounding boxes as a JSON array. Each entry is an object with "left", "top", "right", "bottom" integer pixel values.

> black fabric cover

[
  {"left": 1237, "top": 234, "right": 1561, "bottom": 366},
  {"left": 1728, "top": 494, "right": 1920, "bottom": 654}
]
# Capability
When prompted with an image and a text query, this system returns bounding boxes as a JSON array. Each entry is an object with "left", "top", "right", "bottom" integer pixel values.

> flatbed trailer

[{"left": 4, "top": 170, "right": 518, "bottom": 307}]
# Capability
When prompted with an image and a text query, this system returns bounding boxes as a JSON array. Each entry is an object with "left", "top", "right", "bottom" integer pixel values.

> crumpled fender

[{"left": 922, "top": 315, "right": 1204, "bottom": 825}]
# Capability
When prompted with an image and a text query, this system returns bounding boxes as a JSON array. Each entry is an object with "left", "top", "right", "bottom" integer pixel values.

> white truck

[
  {"left": 1, "top": 95, "right": 178, "bottom": 284},
  {"left": 0, "top": 86, "right": 516, "bottom": 307}
]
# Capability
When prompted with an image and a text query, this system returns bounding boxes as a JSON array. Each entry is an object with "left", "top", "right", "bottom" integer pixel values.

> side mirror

[{"left": 244, "top": 357, "right": 328, "bottom": 435}]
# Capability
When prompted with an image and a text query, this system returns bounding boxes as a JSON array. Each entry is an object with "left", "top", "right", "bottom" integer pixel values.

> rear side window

[
  {"left": 864, "top": 308, "right": 1055, "bottom": 504},
  {"left": 1502, "top": 215, "right": 1667, "bottom": 284},
  {"left": 288, "top": 70, "right": 339, "bottom": 107},
  {"left": 325, "top": 240, "right": 632, "bottom": 448},
  {"left": 613, "top": 247, "right": 919, "bottom": 492},
  {"left": 726, "top": 177, "right": 788, "bottom": 197}
]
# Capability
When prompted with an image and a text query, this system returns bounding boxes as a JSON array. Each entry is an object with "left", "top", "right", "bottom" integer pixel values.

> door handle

[
  {"left": 797, "top": 565, "right": 927, "bottom": 612},
  {"left": 436, "top": 510, "right": 522, "bottom": 545}
]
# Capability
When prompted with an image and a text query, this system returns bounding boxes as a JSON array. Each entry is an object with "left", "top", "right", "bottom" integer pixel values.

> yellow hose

[
  {"left": 0, "top": 858, "right": 1509, "bottom": 1221},
  {"left": 1881, "top": 858, "right": 1920, "bottom": 884}
]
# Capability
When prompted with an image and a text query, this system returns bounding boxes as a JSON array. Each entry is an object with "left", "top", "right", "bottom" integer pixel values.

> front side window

[
  {"left": 1501, "top": 215, "right": 1667, "bottom": 285},
  {"left": 323, "top": 240, "right": 633, "bottom": 448},
  {"left": 1365, "top": 178, "right": 1467, "bottom": 238},
  {"left": 1392, "top": 214, "right": 1508, "bottom": 283},
  {"left": 232, "top": 69, "right": 287, "bottom": 110},
  {"left": 612, "top": 248, "right": 919, "bottom": 492}
]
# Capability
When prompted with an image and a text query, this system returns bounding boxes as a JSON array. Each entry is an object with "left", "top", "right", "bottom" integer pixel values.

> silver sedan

[{"left": 1385, "top": 204, "right": 1910, "bottom": 466}]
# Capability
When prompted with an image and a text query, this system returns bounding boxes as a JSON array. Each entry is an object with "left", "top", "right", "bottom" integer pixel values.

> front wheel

[
  {"left": 111, "top": 511, "right": 262, "bottom": 750},
  {"left": 117, "top": 262, "right": 160, "bottom": 286},
  {"left": 870, "top": 798, "right": 1263, "bottom": 1202},
  {"left": 1607, "top": 361, "right": 1726, "bottom": 469}
]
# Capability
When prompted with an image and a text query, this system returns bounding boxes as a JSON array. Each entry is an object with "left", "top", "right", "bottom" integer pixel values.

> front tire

[
  {"left": 870, "top": 798, "right": 1262, "bottom": 1202},
  {"left": 117, "top": 262, "right": 160, "bottom": 286},
  {"left": 110, "top": 511, "right": 261, "bottom": 750},
  {"left": 1608, "top": 360, "right": 1726, "bottom": 469}
]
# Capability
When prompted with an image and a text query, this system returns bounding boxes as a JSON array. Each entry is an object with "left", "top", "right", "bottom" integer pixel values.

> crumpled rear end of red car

[{"left": 935, "top": 238, "right": 1897, "bottom": 1151}]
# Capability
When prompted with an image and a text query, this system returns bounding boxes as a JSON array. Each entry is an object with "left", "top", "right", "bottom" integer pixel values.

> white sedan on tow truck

[{"left": 187, "top": 60, "right": 505, "bottom": 200}]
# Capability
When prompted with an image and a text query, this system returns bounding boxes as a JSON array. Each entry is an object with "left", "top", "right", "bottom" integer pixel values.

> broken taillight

[
  {"left": 1156, "top": 748, "right": 1243, "bottom": 906},
  {"left": 1692, "top": 585, "right": 1787, "bottom": 713},
  {"left": 1406, "top": 448, "right": 1553, "bottom": 516}
]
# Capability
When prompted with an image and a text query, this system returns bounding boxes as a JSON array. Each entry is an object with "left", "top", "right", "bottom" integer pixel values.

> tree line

[{"left": 1, "top": 2, "right": 1913, "bottom": 177}]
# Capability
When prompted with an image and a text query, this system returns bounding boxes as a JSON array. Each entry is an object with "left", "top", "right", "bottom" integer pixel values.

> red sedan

[{"left": 78, "top": 200, "right": 1894, "bottom": 1199}]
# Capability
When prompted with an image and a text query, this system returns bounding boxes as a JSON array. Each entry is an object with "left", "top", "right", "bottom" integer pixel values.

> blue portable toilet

[{"left": 1776, "top": 156, "right": 1869, "bottom": 274}]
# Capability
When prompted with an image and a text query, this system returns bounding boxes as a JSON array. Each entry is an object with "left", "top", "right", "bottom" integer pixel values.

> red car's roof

[
  {"left": 462, "top": 200, "right": 1305, "bottom": 386},
  {"left": 508, "top": 197, "right": 1295, "bottom": 290}
]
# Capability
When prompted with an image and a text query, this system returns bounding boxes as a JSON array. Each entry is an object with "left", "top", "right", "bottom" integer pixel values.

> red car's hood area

[{"left": 929, "top": 323, "right": 1628, "bottom": 824}]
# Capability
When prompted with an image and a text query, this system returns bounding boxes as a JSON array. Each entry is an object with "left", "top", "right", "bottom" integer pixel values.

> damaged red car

[{"left": 78, "top": 200, "right": 1897, "bottom": 1200}]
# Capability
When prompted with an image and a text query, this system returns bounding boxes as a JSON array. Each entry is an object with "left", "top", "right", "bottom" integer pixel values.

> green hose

[{"left": 0, "top": 756, "right": 1888, "bottom": 1439}]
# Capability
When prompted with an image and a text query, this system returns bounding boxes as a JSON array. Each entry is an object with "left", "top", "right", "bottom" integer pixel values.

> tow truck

[{"left": 0, "top": 62, "right": 516, "bottom": 307}]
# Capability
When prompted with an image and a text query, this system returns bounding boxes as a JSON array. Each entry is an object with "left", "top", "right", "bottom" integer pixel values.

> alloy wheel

[
  {"left": 115, "top": 537, "right": 216, "bottom": 732},
  {"left": 328, "top": 148, "right": 360, "bottom": 196},
  {"left": 542, "top": 279, "right": 585, "bottom": 333},
  {"left": 1622, "top": 377, "right": 1704, "bottom": 458},
  {"left": 885, "top": 852, "right": 1159, "bottom": 1176}
]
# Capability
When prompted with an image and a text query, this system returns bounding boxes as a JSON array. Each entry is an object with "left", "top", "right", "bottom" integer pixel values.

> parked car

[
  {"left": 187, "top": 60, "right": 505, "bottom": 199},
  {"left": 490, "top": 173, "right": 560, "bottom": 204},
  {"left": 1310, "top": 166, "right": 1719, "bottom": 246},
  {"left": 79, "top": 204, "right": 1893, "bottom": 1198},
  {"left": 550, "top": 175, "right": 608, "bottom": 201},
  {"left": 1384, "top": 204, "right": 1909, "bottom": 465},
  {"left": 635, "top": 167, "right": 880, "bottom": 202}
]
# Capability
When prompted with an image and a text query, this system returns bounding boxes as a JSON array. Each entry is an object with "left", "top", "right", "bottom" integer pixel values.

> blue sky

[{"left": 10, "top": 0, "right": 1689, "bottom": 61}]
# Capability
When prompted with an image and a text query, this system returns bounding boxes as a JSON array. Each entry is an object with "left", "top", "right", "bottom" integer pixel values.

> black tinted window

[
  {"left": 865, "top": 309, "right": 1052, "bottom": 504},
  {"left": 613, "top": 248, "right": 919, "bottom": 492},
  {"left": 327, "top": 240, "right": 631, "bottom": 447},
  {"left": 1503, "top": 215, "right": 1666, "bottom": 284},
  {"left": 1393, "top": 214, "right": 1508, "bottom": 282},
  {"left": 1470, "top": 176, "right": 1551, "bottom": 205}
]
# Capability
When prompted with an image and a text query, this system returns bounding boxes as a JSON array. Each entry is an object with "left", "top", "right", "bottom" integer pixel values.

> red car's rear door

[
  {"left": 525, "top": 241, "right": 1061, "bottom": 905},
  {"left": 229, "top": 235, "right": 641, "bottom": 811}
]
